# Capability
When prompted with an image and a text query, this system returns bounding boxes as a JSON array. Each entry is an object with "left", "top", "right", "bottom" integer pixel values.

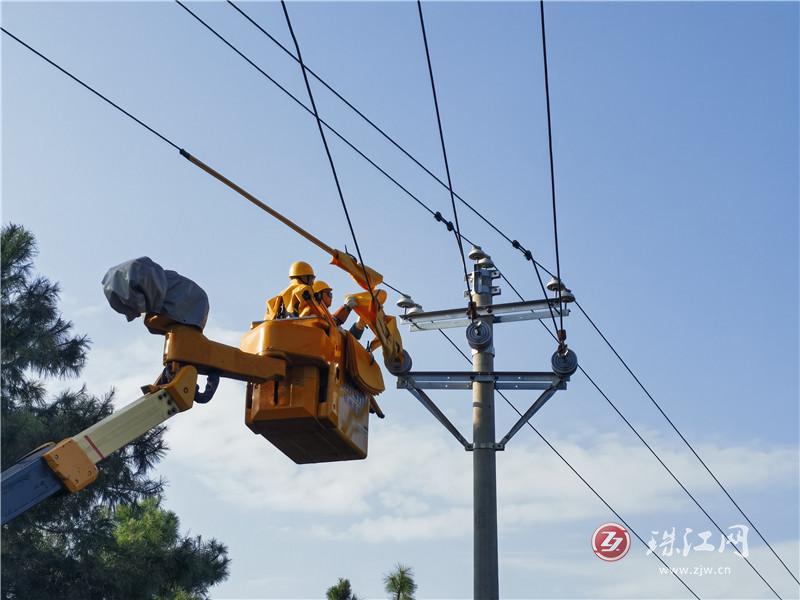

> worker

[
  {"left": 314, "top": 279, "right": 364, "bottom": 329},
  {"left": 265, "top": 261, "right": 319, "bottom": 320},
  {"left": 334, "top": 289, "right": 397, "bottom": 350},
  {"left": 312, "top": 280, "right": 333, "bottom": 310}
]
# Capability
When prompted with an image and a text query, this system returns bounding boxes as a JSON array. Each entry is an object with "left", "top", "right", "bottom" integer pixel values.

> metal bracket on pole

[
  {"left": 399, "top": 371, "right": 566, "bottom": 391},
  {"left": 496, "top": 385, "right": 560, "bottom": 450},
  {"left": 400, "top": 299, "right": 567, "bottom": 332},
  {"left": 397, "top": 376, "right": 471, "bottom": 450}
]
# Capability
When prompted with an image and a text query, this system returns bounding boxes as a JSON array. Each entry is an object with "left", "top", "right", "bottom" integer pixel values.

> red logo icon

[{"left": 592, "top": 522, "right": 631, "bottom": 562}]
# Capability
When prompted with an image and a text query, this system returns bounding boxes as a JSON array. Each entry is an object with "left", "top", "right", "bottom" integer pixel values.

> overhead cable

[
  {"left": 437, "top": 328, "right": 701, "bottom": 600},
  {"left": 499, "top": 274, "right": 784, "bottom": 599},
  {"left": 175, "top": 0, "right": 476, "bottom": 248},
  {"left": 574, "top": 299, "right": 800, "bottom": 587},
  {"left": 0, "top": 27, "right": 180, "bottom": 151},
  {"left": 8, "top": 16, "right": 793, "bottom": 589},
  {"left": 415, "top": 0, "right": 473, "bottom": 308},
  {"left": 536, "top": 0, "right": 565, "bottom": 334},
  {"left": 225, "top": 0, "right": 553, "bottom": 277},
  {"left": 279, "top": 0, "right": 376, "bottom": 302},
  {"left": 217, "top": 7, "right": 799, "bottom": 581}
]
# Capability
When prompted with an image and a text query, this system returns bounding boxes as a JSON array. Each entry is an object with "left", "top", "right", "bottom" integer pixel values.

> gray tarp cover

[{"left": 101, "top": 257, "right": 209, "bottom": 329}]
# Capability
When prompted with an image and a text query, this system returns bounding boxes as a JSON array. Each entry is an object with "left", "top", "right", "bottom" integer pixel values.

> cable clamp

[
  {"left": 511, "top": 240, "right": 533, "bottom": 261},
  {"left": 466, "top": 301, "right": 478, "bottom": 321},
  {"left": 434, "top": 211, "right": 454, "bottom": 231}
]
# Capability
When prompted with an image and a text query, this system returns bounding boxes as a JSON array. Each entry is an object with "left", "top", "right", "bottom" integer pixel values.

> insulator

[
  {"left": 396, "top": 294, "right": 417, "bottom": 309},
  {"left": 546, "top": 276, "right": 564, "bottom": 292},
  {"left": 468, "top": 245, "right": 489, "bottom": 261}
]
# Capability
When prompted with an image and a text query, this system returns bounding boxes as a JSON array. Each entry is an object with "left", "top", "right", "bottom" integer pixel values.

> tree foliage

[
  {"left": 1, "top": 223, "right": 230, "bottom": 599},
  {"left": 326, "top": 577, "right": 359, "bottom": 600},
  {"left": 383, "top": 564, "right": 417, "bottom": 600}
]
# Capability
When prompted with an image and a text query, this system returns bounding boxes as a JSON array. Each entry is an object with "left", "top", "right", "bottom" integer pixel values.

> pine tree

[
  {"left": 326, "top": 577, "right": 360, "bottom": 600},
  {"left": 1, "top": 223, "right": 229, "bottom": 599},
  {"left": 383, "top": 564, "right": 417, "bottom": 600}
]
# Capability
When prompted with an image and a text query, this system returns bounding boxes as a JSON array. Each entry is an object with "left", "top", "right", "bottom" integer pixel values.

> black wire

[
  {"left": 574, "top": 299, "right": 800, "bottom": 587},
  {"left": 1, "top": 27, "right": 180, "bottom": 152},
  {"left": 437, "top": 329, "right": 701, "bottom": 600},
  {"left": 10, "top": 14, "right": 790, "bottom": 589},
  {"left": 176, "top": 0, "right": 478, "bottom": 249},
  {"left": 381, "top": 280, "right": 407, "bottom": 296},
  {"left": 227, "top": 0, "right": 562, "bottom": 336},
  {"left": 226, "top": 0, "right": 553, "bottom": 279},
  {"left": 202, "top": 9, "right": 800, "bottom": 577},
  {"left": 508, "top": 398, "right": 701, "bottom": 600},
  {"left": 416, "top": 0, "right": 473, "bottom": 304},
  {"left": 580, "top": 364, "right": 783, "bottom": 598},
  {"left": 537, "top": 0, "right": 564, "bottom": 334},
  {"left": 499, "top": 273, "right": 784, "bottom": 598},
  {"left": 279, "top": 1, "right": 377, "bottom": 305}
]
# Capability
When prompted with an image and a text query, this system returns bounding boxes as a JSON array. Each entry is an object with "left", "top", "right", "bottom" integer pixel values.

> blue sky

[{"left": 2, "top": 1, "right": 798, "bottom": 598}]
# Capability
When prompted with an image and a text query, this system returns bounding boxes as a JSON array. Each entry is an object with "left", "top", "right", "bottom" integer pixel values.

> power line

[
  {"left": 224, "top": 0, "right": 561, "bottom": 338},
  {"left": 0, "top": 27, "right": 180, "bottom": 151},
  {"left": 279, "top": 0, "right": 376, "bottom": 303},
  {"left": 415, "top": 0, "right": 473, "bottom": 309},
  {"left": 437, "top": 328, "right": 701, "bottom": 600},
  {"left": 536, "top": 0, "right": 564, "bottom": 334},
  {"left": 8, "top": 14, "right": 793, "bottom": 590},
  {"left": 221, "top": 3, "right": 800, "bottom": 580},
  {"left": 225, "top": 0, "right": 555, "bottom": 280},
  {"left": 498, "top": 275, "right": 785, "bottom": 599},
  {"left": 175, "top": 0, "right": 477, "bottom": 250},
  {"left": 574, "top": 299, "right": 800, "bottom": 587}
]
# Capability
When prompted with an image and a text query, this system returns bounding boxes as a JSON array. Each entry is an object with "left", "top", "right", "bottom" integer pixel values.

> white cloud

[
  {"left": 77, "top": 327, "right": 799, "bottom": 550},
  {"left": 160, "top": 378, "right": 797, "bottom": 544}
]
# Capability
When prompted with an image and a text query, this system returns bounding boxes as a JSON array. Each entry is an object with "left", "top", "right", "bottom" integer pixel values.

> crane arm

[
  {"left": 1, "top": 320, "right": 289, "bottom": 525},
  {"left": 1, "top": 365, "right": 198, "bottom": 525}
]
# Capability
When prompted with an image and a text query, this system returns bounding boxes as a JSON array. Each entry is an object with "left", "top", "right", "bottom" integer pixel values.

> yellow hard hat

[
  {"left": 289, "top": 261, "right": 315, "bottom": 278},
  {"left": 312, "top": 280, "right": 332, "bottom": 294}
]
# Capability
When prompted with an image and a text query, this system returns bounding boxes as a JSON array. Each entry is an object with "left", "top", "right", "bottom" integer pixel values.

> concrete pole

[{"left": 472, "top": 258, "right": 499, "bottom": 599}]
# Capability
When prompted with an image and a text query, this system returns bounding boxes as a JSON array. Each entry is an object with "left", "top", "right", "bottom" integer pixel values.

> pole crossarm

[
  {"left": 397, "top": 377, "right": 471, "bottom": 449},
  {"left": 398, "top": 371, "right": 566, "bottom": 391},
  {"left": 400, "top": 298, "right": 568, "bottom": 331}
]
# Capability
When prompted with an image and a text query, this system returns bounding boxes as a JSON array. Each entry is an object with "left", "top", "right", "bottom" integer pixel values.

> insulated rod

[{"left": 180, "top": 149, "right": 336, "bottom": 256}]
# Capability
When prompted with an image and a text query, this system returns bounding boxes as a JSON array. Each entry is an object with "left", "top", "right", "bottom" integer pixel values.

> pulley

[
  {"left": 385, "top": 349, "right": 413, "bottom": 376},
  {"left": 466, "top": 321, "right": 492, "bottom": 351},
  {"left": 551, "top": 348, "right": 578, "bottom": 377}
]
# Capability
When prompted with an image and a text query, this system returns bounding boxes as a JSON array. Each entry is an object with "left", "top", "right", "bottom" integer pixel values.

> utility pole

[
  {"left": 395, "top": 245, "right": 577, "bottom": 600},
  {"left": 469, "top": 249, "right": 500, "bottom": 599}
]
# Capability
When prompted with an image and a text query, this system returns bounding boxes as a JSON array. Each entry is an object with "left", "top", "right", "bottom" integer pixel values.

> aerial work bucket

[
  {"left": 102, "top": 257, "right": 387, "bottom": 465},
  {"left": 240, "top": 317, "right": 384, "bottom": 464}
]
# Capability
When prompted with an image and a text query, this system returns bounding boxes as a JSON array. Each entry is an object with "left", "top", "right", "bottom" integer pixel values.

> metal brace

[
  {"left": 400, "top": 299, "right": 568, "bottom": 332},
  {"left": 397, "top": 372, "right": 566, "bottom": 391},
  {"left": 467, "top": 442, "right": 504, "bottom": 452}
]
